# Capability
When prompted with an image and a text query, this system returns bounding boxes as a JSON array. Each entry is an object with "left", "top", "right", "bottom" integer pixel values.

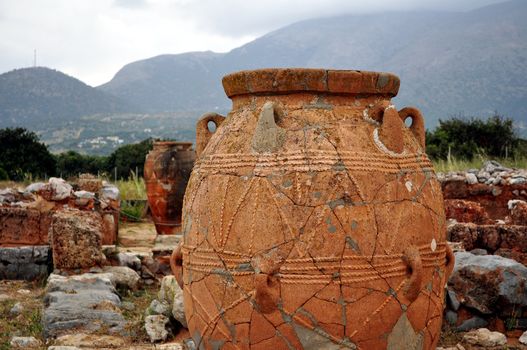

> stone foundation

[{"left": 0, "top": 246, "right": 51, "bottom": 280}]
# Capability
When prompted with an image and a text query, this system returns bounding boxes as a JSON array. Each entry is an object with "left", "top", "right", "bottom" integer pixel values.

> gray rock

[
  {"left": 115, "top": 252, "right": 142, "bottom": 271},
  {"left": 482, "top": 160, "right": 510, "bottom": 174},
  {"left": 449, "top": 252, "right": 527, "bottom": 316},
  {"left": 146, "top": 299, "right": 171, "bottom": 317},
  {"left": 10, "top": 302, "right": 24, "bottom": 316},
  {"left": 48, "top": 347, "right": 81, "bottom": 350},
  {"left": 447, "top": 289, "right": 461, "bottom": 311},
  {"left": 469, "top": 248, "right": 488, "bottom": 256},
  {"left": 43, "top": 273, "right": 127, "bottom": 339},
  {"left": 10, "top": 336, "right": 41, "bottom": 348},
  {"left": 49, "top": 177, "right": 72, "bottom": 201},
  {"left": 158, "top": 276, "right": 187, "bottom": 328},
  {"left": 24, "top": 182, "right": 46, "bottom": 193},
  {"left": 101, "top": 266, "right": 140, "bottom": 291},
  {"left": 457, "top": 316, "right": 488, "bottom": 332},
  {"left": 445, "top": 310, "right": 458, "bottom": 325},
  {"left": 520, "top": 330, "right": 527, "bottom": 345},
  {"left": 463, "top": 328, "right": 506, "bottom": 347},
  {"left": 465, "top": 173, "right": 478, "bottom": 185},
  {"left": 145, "top": 315, "right": 169, "bottom": 343},
  {"left": 510, "top": 176, "right": 527, "bottom": 185},
  {"left": 101, "top": 185, "right": 120, "bottom": 201}
]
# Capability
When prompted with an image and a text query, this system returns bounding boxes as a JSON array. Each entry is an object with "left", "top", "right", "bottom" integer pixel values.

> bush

[
  {"left": 0, "top": 167, "right": 8, "bottom": 181},
  {"left": 426, "top": 114, "right": 524, "bottom": 160}
]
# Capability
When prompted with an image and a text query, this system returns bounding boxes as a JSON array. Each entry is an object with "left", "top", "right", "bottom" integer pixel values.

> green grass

[{"left": 116, "top": 171, "right": 146, "bottom": 201}]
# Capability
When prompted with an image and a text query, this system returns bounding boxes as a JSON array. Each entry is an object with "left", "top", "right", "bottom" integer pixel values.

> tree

[
  {"left": 426, "top": 114, "right": 523, "bottom": 160},
  {"left": 106, "top": 138, "right": 153, "bottom": 179},
  {"left": 0, "top": 127, "right": 56, "bottom": 180}
]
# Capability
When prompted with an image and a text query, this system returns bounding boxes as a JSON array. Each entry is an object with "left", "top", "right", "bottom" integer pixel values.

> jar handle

[
  {"left": 170, "top": 242, "right": 184, "bottom": 289},
  {"left": 398, "top": 107, "right": 425, "bottom": 149},
  {"left": 371, "top": 103, "right": 404, "bottom": 153},
  {"left": 196, "top": 112, "right": 225, "bottom": 158},
  {"left": 444, "top": 243, "right": 455, "bottom": 280},
  {"left": 402, "top": 245, "right": 423, "bottom": 302}
]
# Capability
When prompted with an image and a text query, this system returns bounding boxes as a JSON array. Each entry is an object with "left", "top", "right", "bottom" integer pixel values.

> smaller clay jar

[{"left": 144, "top": 141, "right": 195, "bottom": 235}]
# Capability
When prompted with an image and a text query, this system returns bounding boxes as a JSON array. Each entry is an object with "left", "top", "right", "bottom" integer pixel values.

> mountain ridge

[{"left": 98, "top": 0, "right": 527, "bottom": 129}]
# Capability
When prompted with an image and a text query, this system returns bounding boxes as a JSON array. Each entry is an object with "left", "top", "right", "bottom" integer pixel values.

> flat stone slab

[
  {"left": 43, "top": 273, "right": 128, "bottom": 339},
  {"left": 0, "top": 246, "right": 51, "bottom": 280}
]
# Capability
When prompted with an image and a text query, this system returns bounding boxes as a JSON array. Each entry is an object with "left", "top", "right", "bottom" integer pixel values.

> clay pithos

[
  {"left": 144, "top": 141, "right": 195, "bottom": 235},
  {"left": 171, "top": 68, "right": 454, "bottom": 349}
]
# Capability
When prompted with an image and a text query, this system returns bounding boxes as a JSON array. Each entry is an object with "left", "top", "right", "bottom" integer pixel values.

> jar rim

[{"left": 222, "top": 68, "right": 400, "bottom": 98}]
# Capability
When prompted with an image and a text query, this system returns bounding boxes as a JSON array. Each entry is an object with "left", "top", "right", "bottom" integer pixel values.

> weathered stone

[
  {"left": 145, "top": 315, "right": 169, "bottom": 343},
  {"left": 444, "top": 199, "right": 489, "bottom": 224},
  {"left": 469, "top": 248, "right": 488, "bottom": 256},
  {"left": 47, "top": 346, "right": 81, "bottom": 350},
  {"left": 509, "top": 199, "right": 527, "bottom": 225},
  {"left": 449, "top": 252, "right": 527, "bottom": 316},
  {"left": 448, "top": 223, "right": 527, "bottom": 254},
  {"left": 102, "top": 266, "right": 140, "bottom": 291},
  {"left": 519, "top": 330, "right": 527, "bottom": 345},
  {"left": 43, "top": 273, "right": 126, "bottom": 339},
  {"left": 54, "top": 333, "right": 126, "bottom": 348},
  {"left": 10, "top": 302, "right": 24, "bottom": 315},
  {"left": 145, "top": 299, "right": 171, "bottom": 317},
  {"left": 49, "top": 177, "right": 73, "bottom": 201},
  {"left": 465, "top": 173, "right": 478, "bottom": 185},
  {"left": 50, "top": 210, "right": 103, "bottom": 270},
  {"left": 10, "top": 336, "right": 41, "bottom": 348},
  {"left": 0, "top": 207, "right": 49, "bottom": 245},
  {"left": 158, "top": 276, "right": 186, "bottom": 328},
  {"left": 115, "top": 252, "right": 142, "bottom": 271},
  {"left": 462, "top": 328, "right": 507, "bottom": 347},
  {"left": 0, "top": 246, "right": 51, "bottom": 280},
  {"left": 457, "top": 316, "right": 488, "bottom": 332},
  {"left": 445, "top": 310, "right": 458, "bottom": 325}
]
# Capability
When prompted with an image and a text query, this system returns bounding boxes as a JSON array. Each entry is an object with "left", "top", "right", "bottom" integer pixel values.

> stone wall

[{"left": 0, "top": 246, "right": 51, "bottom": 280}]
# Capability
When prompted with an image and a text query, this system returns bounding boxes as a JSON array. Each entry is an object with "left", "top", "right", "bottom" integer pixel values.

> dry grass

[
  {"left": 432, "top": 156, "right": 527, "bottom": 173},
  {"left": 0, "top": 281, "right": 46, "bottom": 350},
  {"left": 120, "top": 285, "right": 158, "bottom": 344}
]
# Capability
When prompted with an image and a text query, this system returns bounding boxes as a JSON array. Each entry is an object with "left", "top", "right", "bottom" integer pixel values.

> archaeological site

[{"left": 1, "top": 69, "right": 527, "bottom": 350}]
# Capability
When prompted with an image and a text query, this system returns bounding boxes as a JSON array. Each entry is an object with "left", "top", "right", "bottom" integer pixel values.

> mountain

[
  {"left": 99, "top": 0, "right": 527, "bottom": 130},
  {"left": 0, "top": 67, "right": 133, "bottom": 128}
]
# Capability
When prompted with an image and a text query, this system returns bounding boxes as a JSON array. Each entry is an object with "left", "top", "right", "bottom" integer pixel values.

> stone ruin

[
  {"left": 440, "top": 161, "right": 527, "bottom": 338},
  {"left": 0, "top": 175, "right": 119, "bottom": 279}
]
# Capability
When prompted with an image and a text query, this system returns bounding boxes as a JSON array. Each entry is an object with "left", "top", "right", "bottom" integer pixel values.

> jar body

[
  {"left": 144, "top": 142, "right": 195, "bottom": 234},
  {"left": 180, "top": 69, "right": 451, "bottom": 349}
]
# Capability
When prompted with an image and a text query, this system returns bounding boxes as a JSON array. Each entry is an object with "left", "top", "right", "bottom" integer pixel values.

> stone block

[{"left": 50, "top": 210, "right": 103, "bottom": 270}]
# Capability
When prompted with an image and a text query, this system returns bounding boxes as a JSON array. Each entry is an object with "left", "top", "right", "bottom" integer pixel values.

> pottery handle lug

[
  {"left": 402, "top": 245, "right": 423, "bottom": 303},
  {"left": 254, "top": 273, "right": 280, "bottom": 314},
  {"left": 196, "top": 112, "right": 225, "bottom": 158},
  {"left": 398, "top": 107, "right": 425, "bottom": 149},
  {"left": 444, "top": 243, "right": 455, "bottom": 280},
  {"left": 170, "top": 242, "right": 184, "bottom": 289},
  {"left": 373, "top": 103, "right": 404, "bottom": 153}
]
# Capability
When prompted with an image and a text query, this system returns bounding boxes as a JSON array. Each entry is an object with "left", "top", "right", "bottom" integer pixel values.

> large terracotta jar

[
  {"left": 172, "top": 69, "right": 454, "bottom": 349},
  {"left": 144, "top": 141, "right": 195, "bottom": 235}
]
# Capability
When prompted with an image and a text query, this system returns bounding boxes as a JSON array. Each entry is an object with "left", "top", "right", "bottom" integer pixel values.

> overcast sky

[{"left": 0, "top": 0, "right": 505, "bottom": 86}]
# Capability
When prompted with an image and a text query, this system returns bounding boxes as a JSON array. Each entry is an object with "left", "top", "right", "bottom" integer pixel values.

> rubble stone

[
  {"left": 10, "top": 336, "right": 41, "bottom": 348},
  {"left": 145, "top": 315, "right": 169, "bottom": 343},
  {"left": 449, "top": 252, "right": 527, "bottom": 317},
  {"left": 0, "top": 246, "right": 51, "bottom": 280},
  {"left": 101, "top": 266, "right": 140, "bottom": 291},
  {"left": 462, "top": 328, "right": 507, "bottom": 347}
]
